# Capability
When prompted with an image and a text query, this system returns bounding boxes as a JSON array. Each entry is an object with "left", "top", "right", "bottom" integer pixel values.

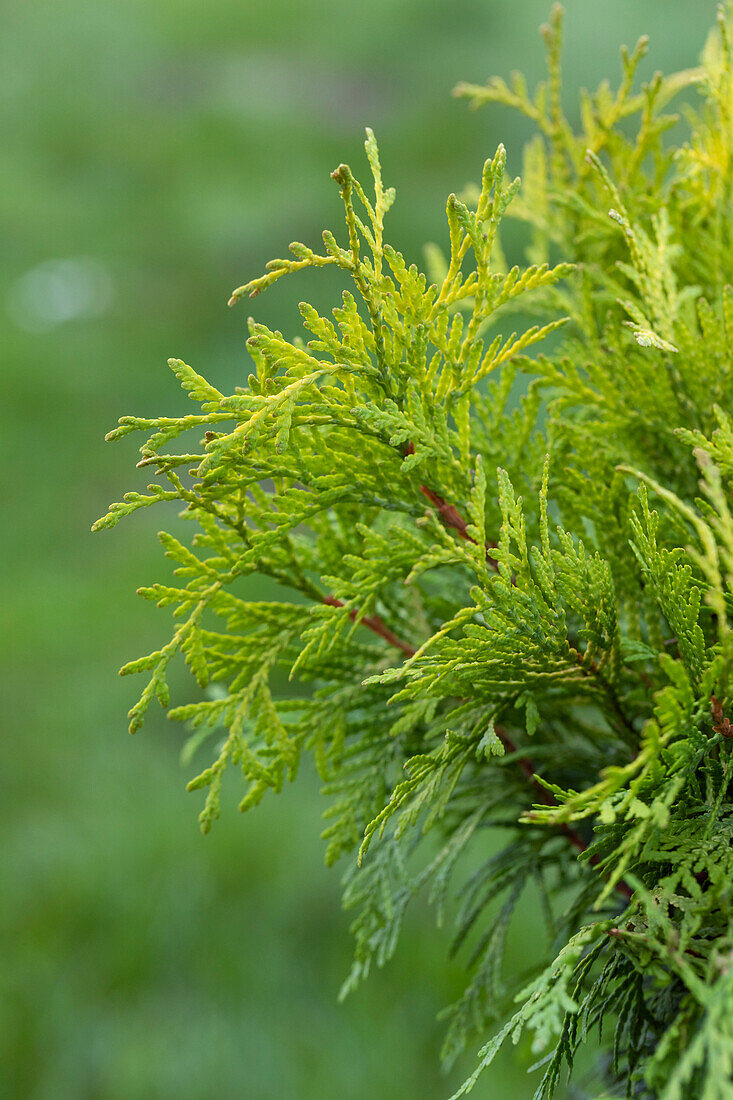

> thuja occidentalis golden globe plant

[{"left": 95, "top": 5, "right": 733, "bottom": 1096}]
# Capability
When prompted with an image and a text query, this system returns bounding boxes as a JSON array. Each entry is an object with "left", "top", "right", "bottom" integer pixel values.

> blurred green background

[{"left": 2, "top": 1, "right": 715, "bottom": 1096}]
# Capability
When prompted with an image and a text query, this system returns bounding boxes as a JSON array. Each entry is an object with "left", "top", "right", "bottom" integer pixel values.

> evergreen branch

[
  {"left": 328, "top": 586, "right": 633, "bottom": 899},
  {"left": 96, "top": 7, "right": 733, "bottom": 1095}
]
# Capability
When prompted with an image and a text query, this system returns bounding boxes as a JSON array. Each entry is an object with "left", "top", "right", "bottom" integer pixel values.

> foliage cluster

[{"left": 97, "top": 6, "right": 733, "bottom": 1095}]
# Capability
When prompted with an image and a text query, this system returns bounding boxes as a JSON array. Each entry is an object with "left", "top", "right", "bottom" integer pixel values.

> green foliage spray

[{"left": 96, "top": 6, "right": 733, "bottom": 1095}]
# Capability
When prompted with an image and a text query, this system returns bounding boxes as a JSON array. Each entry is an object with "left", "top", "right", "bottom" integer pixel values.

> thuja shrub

[{"left": 95, "top": 5, "right": 733, "bottom": 1096}]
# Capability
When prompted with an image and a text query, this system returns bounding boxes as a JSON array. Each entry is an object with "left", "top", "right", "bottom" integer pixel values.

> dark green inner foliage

[{"left": 97, "top": 6, "right": 733, "bottom": 1096}]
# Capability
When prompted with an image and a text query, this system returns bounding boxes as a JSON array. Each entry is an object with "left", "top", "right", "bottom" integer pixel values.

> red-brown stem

[
  {"left": 324, "top": 595, "right": 634, "bottom": 901},
  {"left": 402, "top": 442, "right": 500, "bottom": 571},
  {"left": 501, "top": 731, "right": 633, "bottom": 900},
  {"left": 322, "top": 595, "right": 417, "bottom": 658}
]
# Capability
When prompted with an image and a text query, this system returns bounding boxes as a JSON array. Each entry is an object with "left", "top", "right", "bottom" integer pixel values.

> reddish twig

[
  {"left": 403, "top": 442, "right": 500, "bottom": 571},
  {"left": 322, "top": 596, "right": 416, "bottom": 658},
  {"left": 502, "top": 729, "right": 633, "bottom": 899}
]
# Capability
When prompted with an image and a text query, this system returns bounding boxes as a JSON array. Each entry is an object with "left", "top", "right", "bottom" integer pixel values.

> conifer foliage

[{"left": 96, "top": 6, "right": 733, "bottom": 1095}]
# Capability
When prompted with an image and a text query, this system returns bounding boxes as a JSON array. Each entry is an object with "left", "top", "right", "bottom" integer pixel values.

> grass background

[{"left": 2, "top": 1, "right": 715, "bottom": 1096}]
